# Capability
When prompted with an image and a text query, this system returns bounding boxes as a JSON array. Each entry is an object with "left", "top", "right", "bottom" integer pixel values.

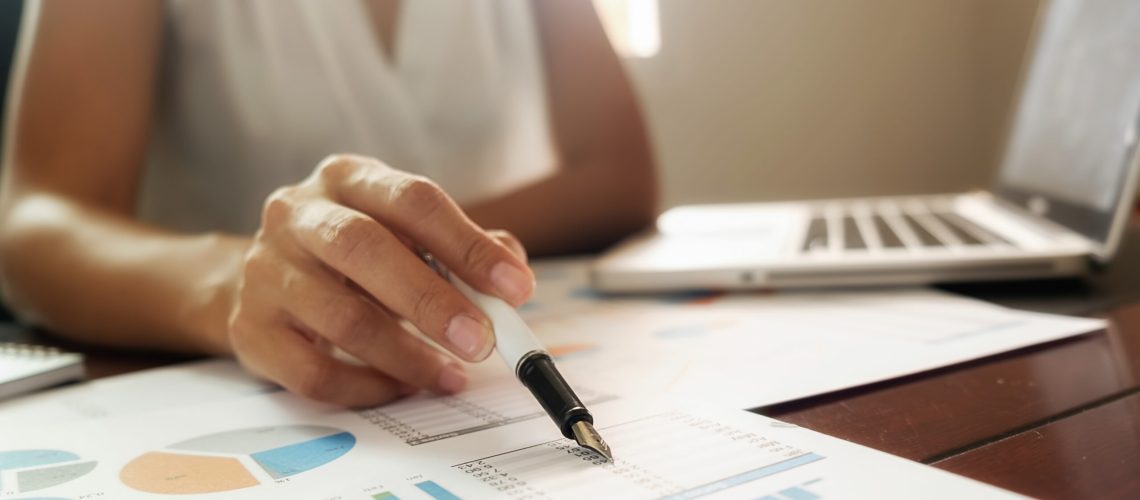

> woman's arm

[
  {"left": 1, "top": 1, "right": 534, "bottom": 407},
  {"left": 465, "top": 0, "right": 658, "bottom": 257},
  {"left": 0, "top": 0, "right": 241, "bottom": 353}
]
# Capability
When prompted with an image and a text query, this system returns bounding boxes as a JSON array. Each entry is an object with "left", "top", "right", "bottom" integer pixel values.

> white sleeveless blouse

[{"left": 139, "top": 0, "right": 556, "bottom": 233}]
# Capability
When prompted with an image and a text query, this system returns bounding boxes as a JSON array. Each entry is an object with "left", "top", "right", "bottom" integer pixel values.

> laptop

[{"left": 594, "top": 0, "right": 1140, "bottom": 292}]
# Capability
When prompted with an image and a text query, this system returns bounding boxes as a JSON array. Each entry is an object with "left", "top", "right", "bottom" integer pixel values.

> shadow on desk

[{"left": 0, "top": 300, "right": 12, "bottom": 323}]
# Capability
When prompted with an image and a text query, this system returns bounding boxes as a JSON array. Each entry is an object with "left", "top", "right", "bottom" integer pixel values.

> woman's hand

[{"left": 227, "top": 154, "right": 534, "bottom": 407}]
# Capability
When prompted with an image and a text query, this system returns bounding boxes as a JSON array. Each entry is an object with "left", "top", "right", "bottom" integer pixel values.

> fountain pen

[{"left": 424, "top": 254, "right": 612, "bottom": 461}]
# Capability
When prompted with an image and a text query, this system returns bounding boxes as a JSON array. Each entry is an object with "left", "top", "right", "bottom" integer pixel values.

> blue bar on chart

[
  {"left": 415, "top": 480, "right": 461, "bottom": 500},
  {"left": 758, "top": 478, "right": 824, "bottom": 500},
  {"left": 780, "top": 485, "right": 821, "bottom": 500}
]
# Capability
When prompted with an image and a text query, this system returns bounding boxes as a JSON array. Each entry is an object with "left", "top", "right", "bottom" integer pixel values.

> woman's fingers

[
  {"left": 288, "top": 198, "right": 496, "bottom": 362},
  {"left": 278, "top": 264, "right": 468, "bottom": 394},
  {"left": 230, "top": 314, "right": 409, "bottom": 408},
  {"left": 235, "top": 155, "right": 539, "bottom": 405},
  {"left": 319, "top": 155, "right": 535, "bottom": 306},
  {"left": 487, "top": 229, "right": 527, "bottom": 264}
]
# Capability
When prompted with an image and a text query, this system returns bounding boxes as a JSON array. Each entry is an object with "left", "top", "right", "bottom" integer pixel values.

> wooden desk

[
  {"left": 761, "top": 225, "right": 1140, "bottom": 499},
  {"left": 8, "top": 227, "right": 1140, "bottom": 499}
]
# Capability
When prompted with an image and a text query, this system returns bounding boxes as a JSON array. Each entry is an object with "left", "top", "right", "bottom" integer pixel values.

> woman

[{"left": 0, "top": 0, "right": 656, "bottom": 407}]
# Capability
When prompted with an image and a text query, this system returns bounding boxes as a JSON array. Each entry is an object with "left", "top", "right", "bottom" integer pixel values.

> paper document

[
  {"left": 506, "top": 259, "right": 1105, "bottom": 409},
  {"left": 0, "top": 379, "right": 1020, "bottom": 499},
  {"left": 0, "top": 259, "right": 1103, "bottom": 427},
  {"left": 0, "top": 358, "right": 276, "bottom": 427}
]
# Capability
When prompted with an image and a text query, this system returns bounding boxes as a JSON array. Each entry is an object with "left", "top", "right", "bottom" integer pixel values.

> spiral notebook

[{"left": 0, "top": 342, "right": 85, "bottom": 401}]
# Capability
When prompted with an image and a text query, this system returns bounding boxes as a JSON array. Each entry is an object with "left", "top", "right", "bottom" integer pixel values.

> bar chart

[
  {"left": 757, "top": 477, "right": 824, "bottom": 500},
  {"left": 364, "top": 479, "right": 463, "bottom": 500}
]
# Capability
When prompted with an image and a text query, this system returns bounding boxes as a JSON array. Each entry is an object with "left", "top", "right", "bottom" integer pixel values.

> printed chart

[
  {"left": 120, "top": 425, "right": 355, "bottom": 494},
  {"left": 454, "top": 412, "right": 824, "bottom": 499},
  {"left": 359, "top": 379, "right": 612, "bottom": 446},
  {"left": 410, "top": 480, "right": 461, "bottom": 499},
  {"left": 758, "top": 478, "right": 824, "bottom": 500},
  {"left": 364, "top": 479, "right": 463, "bottom": 500},
  {"left": 0, "top": 449, "right": 96, "bottom": 495}
]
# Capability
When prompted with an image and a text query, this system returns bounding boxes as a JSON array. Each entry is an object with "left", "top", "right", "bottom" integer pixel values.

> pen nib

[{"left": 571, "top": 420, "right": 613, "bottom": 462}]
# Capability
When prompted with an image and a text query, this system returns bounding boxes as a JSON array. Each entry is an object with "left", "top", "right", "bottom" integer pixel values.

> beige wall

[{"left": 619, "top": 0, "right": 1040, "bottom": 209}]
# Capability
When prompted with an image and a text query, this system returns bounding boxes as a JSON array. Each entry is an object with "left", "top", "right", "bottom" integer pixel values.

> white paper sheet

[
  {"left": 502, "top": 259, "right": 1106, "bottom": 409},
  {"left": 0, "top": 358, "right": 276, "bottom": 427},
  {"left": 0, "top": 259, "right": 1104, "bottom": 426},
  {"left": 0, "top": 379, "right": 1021, "bottom": 499}
]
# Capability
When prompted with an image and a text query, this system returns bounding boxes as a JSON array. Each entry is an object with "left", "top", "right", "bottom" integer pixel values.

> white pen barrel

[{"left": 450, "top": 278, "right": 546, "bottom": 373}]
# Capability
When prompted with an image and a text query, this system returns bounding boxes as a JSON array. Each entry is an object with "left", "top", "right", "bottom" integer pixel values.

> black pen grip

[{"left": 517, "top": 353, "right": 592, "bottom": 439}]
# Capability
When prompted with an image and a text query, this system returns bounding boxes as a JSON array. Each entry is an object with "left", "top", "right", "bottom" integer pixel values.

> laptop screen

[{"left": 995, "top": 0, "right": 1140, "bottom": 246}]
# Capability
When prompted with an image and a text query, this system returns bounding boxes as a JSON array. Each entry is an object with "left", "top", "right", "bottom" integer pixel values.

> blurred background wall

[
  {"left": 0, "top": 0, "right": 1043, "bottom": 210},
  {"left": 604, "top": 0, "right": 1042, "bottom": 209}
]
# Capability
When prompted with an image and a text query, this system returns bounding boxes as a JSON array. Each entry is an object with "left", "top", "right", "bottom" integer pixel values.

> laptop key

[
  {"left": 937, "top": 212, "right": 1012, "bottom": 245},
  {"left": 901, "top": 214, "right": 943, "bottom": 247},
  {"left": 872, "top": 215, "right": 905, "bottom": 248},
  {"left": 933, "top": 213, "right": 983, "bottom": 245},
  {"left": 843, "top": 217, "right": 866, "bottom": 250},
  {"left": 801, "top": 217, "right": 829, "bottom": 252}
]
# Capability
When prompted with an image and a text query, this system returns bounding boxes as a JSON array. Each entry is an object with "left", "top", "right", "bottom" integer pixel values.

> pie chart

[
  {"left": 120, "top": 425, "right": 355, "bottom": 494},
  {"left": 0, "top": 449, "right": 96, "bottom": 495}
]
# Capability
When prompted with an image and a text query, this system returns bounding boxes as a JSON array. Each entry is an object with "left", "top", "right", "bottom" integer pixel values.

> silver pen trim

[{"left": 514, "top": 349, "right": 548, "bottom": 378}]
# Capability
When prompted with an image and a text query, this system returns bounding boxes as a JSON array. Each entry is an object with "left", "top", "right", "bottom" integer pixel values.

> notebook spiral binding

[{"left": 0, "top": 341, "right": 84, "bottom": 401}]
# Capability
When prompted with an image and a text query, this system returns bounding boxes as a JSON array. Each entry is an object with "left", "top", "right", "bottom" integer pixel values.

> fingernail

[
  {"left": 437, "top": 362, "right": 467, "bottom": 394},
  {"left": 491, "top": 262, "right": 534, "bottom": 305},
  {"left": 446, "top": 314, "right": 491, "bottom": 359}
]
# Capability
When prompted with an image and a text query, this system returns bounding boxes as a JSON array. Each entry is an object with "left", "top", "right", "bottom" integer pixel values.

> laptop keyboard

[
  {"left": 871, "top": 215, "right": 905, "bottom": 248},
  {"left": 800, "top": 199, "right": 1012, "bottom": 253},
  {"left": 936, "top": 212, "right": 1009, "bottom": 245},
  {"left": 903, "top": 214, "right": 942, "bottom": 246},
  {"left": 842, "top": 217, "right": 866, "bottom": 250},
  {"left": 801, "top": 217, "right": 829, "bottom": 252}
]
